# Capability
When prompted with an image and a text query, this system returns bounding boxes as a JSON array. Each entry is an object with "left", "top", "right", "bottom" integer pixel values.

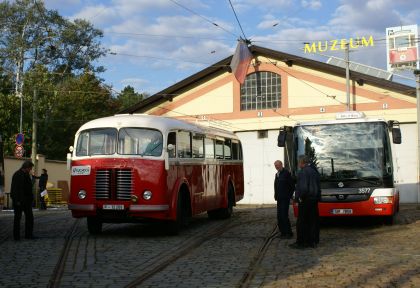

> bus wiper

[{"left": 343, "top": 176, "right": 380, "bottom": 185}]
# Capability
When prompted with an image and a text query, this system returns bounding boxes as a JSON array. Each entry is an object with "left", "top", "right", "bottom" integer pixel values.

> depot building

[{"left": 122, "top": 45, "right": 417, "bottom": 204}]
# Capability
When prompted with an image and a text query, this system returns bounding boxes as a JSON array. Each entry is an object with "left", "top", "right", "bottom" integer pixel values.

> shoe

[
  {"left": 25, "top": 235, "right": 38, "bottom": 240},
  {"left": 289, "top": 242, "right": 305, "bottom": 249},
  {"left": 280, "top": 234, "right": 294, "bottom": 239},
  {"left": 307, "top": 243, "right": 318, "bottom": 248}
]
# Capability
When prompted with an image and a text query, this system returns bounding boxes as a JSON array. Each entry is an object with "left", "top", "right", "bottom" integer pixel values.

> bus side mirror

[
  {"left": 392, "top": 128, "right": 401, "bottom": 144},
  {"left": 278, "top": 129, "right": 286, "bottom": 147},
  {"left": 66, "top": 153, "right": 72, "bottom": 170}
]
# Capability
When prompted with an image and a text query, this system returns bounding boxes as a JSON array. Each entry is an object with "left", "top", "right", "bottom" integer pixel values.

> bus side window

[
  {"left": 232, "top": 141, "right": 239, "bottom": 160},
  {"left": 205, "top": 138, "right": 215, "bottom": 158},
  {"left": 167, "top": 132, "right": 176, "bottom": 158},
  {"left": 224, "top": 139, "right": 232, "bottom": 160},
  {"left": 178, "top": 131, "right": 192, "bottom": 158},
  {"left": 76, "top": 131, "right": 89, "bottom": 156},
  {"left": 215, "top": 140, "right": 224, "bottom": 159},
  {"left": 192, "top": 134, "right": 204, "bottom": 158}
]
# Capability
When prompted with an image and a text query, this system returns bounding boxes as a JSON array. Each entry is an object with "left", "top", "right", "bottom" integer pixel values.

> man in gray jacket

[{"left": 290, "top": 155, "right": 320, "bottom": 249}]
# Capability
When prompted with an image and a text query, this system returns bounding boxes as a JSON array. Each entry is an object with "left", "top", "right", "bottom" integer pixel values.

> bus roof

[
  {"left": 296, "top": 117, "right": 388, "bottom": 127},
  {"left": 76, "top": 114, "right": 239, "bottom": 140},
  {"left": 296, "top": 111, "right": 389, "bottom": 127}
]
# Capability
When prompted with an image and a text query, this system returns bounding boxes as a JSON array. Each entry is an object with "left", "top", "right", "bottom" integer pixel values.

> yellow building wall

[{"left": 143, "top": 55, "right": 416, "bottom": 131}]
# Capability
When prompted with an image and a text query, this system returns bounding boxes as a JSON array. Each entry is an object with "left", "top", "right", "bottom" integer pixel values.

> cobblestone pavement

[{"left": 0, "top": 204, "right": 419, "bottom": 288}]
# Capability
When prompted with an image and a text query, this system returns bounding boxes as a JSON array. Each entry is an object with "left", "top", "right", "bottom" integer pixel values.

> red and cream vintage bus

[{"left": 68, "top": 114, "right": 244, "bottom": 234}]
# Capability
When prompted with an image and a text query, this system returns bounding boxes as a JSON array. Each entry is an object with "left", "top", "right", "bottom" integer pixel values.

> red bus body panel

[
  {"left": 69, "top": 158, "right": 244, "bottom": 222},
  {"left": 292, "top": 198, "right": 399, "bottom": 217}
]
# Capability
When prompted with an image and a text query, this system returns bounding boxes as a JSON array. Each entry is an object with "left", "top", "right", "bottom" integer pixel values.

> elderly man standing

[
  {"left": 11, "top": 160, "right": 35, "bottom": 240},
  {"left": 274, "top": 160, "right": 294, "bottom": 239}
]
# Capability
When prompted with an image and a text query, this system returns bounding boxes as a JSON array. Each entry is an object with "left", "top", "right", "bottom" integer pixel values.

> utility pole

[
  {"left": 31, "top": 88, "right": 38, "bottom": 174},
  {"left": 415, "top": 69, "right": 420, "bottom": 206},
  {"left": 16, "top": 59, "right": 24, "bottom": 134},
  {"left": 345, "top": 44, "right": 351, "bottom": 111}
]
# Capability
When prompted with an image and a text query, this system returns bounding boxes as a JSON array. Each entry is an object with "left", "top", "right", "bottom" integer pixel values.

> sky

[{"left": 43, "top": 0, "right": 420, "bottom": 95}]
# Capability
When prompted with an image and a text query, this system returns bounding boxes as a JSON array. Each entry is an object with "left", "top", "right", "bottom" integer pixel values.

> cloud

[
  {"left": 329, "top": 0, "right": 405, "bottom": 33},
  {"left": 120, "top": 78, "right": 149, "bottom": 91},
  {"left": 301, "top": 0, "right": 322, "bottom": 10}
]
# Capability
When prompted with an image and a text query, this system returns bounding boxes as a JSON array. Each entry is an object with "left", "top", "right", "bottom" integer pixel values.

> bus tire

[
  {"left": 384, "top": 213, "right": 397, "bottom": 225},
  {"left": 207, "top": 183, "right": 234, "bottom": 220},
  {"left": 166, "top": 189, "right": 191, "bottom": 235},
  {"left": 87, "top": 217, "right": 102, "bottom": 234}
]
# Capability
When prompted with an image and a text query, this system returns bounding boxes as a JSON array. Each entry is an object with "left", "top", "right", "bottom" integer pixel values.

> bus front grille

[
  {"left": 95, "top": 169, "right": 133, "bottom": 200},
  {"left": 116, "top": 170, "right": 132, "bottom": 200}
]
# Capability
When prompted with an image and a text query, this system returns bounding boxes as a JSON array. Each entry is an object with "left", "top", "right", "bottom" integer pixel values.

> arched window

[{"left": 240, "top": 71, "right": 281, "bottom": 111}]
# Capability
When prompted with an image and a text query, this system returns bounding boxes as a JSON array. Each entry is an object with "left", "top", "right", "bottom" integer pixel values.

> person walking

[
  {"left": 10, "top": 160, "right": 36, "bottom": 240},
  {"left": 290, "top": 155, "right": 321, "bottom": 249},
  {"left": 274, "top": 160, "right": 294, "bottom": 239},
  {"left": 38, "top": 169, "right": 48, "bottom": 210}
]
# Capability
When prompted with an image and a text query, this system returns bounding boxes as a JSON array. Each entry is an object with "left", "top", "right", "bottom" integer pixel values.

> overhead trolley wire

[
  {"left": 168, "top": 0, "right": 238, "bottom": 39},
  {"left": 227, "top": 0, "right": 248, "bottom": 42}
]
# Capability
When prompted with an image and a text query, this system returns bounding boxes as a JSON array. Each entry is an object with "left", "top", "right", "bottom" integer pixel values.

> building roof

[{"left": 120, "top": 45, "right": 416, "bottom": 114}]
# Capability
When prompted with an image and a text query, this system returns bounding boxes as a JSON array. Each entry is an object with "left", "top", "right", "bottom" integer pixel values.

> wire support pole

[
  {"left": 415, "top": 69, "right": 420, "bottom": 205},
  {"left": 345, "top": 44, "right": 351, "bottom": 111}
]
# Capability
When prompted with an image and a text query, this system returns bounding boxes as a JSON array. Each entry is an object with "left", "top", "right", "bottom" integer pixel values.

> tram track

[
  {"left": 237, "top": 223, "right": 278, "bottom": 288},
  {"left": 124, "top": 214, "right": 275, "bottom": 288},
  {"left": 42, "top": 208, "right": 278, "bottom": 288},
  {"left": 47, "top": 218, "right": 82, "bottom": 288},
  {"left": 124, "top": 219, "right": 238, "bottom": 288}
]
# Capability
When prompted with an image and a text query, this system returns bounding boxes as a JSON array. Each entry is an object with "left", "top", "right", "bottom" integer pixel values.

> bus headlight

[
  {"left": 374, "top": 196, "right": 393, "bottom": 204},
  {"left": 78, "top": 190, "right": 87, "bottom": 200},
  {"left": 143, "top": 190, "right": 152, "bottom": 200}
]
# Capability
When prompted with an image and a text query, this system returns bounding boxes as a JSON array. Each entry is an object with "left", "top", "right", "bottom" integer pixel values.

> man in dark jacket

[
  {"left": 11, "top": 160, "right": 35, "bottom": 240},
  {"left": 290, "top": 155, "right": 321, "bottom": 249},
  {"left": 274, "top": 160, "right": 294, "bottom": 239}
]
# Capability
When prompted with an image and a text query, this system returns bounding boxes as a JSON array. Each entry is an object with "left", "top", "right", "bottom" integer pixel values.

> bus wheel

[
  {"left": 207, "top": 184, "right": 234, "bottom": 220},
  {"left": 166, "top": 190, "right": 191, "bottom": 235},
  {"left": 87, "top": 217, "right": 103, "bottom": 234},
  {"left": 384, "top": 213, "right": 397, "bottom": 225}
]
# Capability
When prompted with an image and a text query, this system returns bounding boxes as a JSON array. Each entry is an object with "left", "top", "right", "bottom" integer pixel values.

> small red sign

[{"left": 14, "top": 145, "right": 24, "bottom": 158}]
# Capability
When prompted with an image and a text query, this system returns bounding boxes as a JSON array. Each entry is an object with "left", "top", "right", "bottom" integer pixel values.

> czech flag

[{"left": 230, "top": 40, "right": 253, "bottom": 84}]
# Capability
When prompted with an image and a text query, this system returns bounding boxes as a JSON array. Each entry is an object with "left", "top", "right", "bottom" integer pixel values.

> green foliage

[
  {"left": 117, "top": 85, "right": 145, "bottom": 111},
  {"left": 0, "top": 1, "right": 115, "bottom": 160},
  {"left": 304, "top": 137, "right": 319, "bottom": 169}
]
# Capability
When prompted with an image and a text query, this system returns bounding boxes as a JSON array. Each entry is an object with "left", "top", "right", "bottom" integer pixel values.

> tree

[
  {"left": 117, "top": 85, "right": 146, "bottom": 111},
  {"left": 35, "top": 71, "right": 117, "bottom": 160},
  {"left": 304, "top": 137, "right": 318, "bottom": 169},
  {"left": 0, "top": 0, "right": 107, "bottom": 78},
  {"left": 0, "top": 0, "right": 111, "bottom": 160}
]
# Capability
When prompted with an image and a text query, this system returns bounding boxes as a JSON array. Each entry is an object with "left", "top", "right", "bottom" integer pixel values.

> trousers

[
  {"left": 296, "top": 199, "right": 319, "bottom": 246},
  {"left": 13, "top": 202, "right": 34, "bottom": 240},
  {"left": 277, "top": 199, "right": 292, "bottom": 235}
]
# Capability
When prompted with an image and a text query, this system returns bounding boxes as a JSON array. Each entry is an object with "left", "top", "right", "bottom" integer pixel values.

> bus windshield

[
  {"left": 75, "top": 128, "right": 163, "bottom": 157},
  {"left": 295, "top": 122, "right": 392, "bottom": 182}
]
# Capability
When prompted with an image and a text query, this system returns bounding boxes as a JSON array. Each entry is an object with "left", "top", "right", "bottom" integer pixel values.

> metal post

[
  {"left": 415, "top": 69, "right": 420, "bottom": 205},
  {"left": 345, "top": 44, "right": 351, "bottom": 111},
  {"left": 16, "top": 60, "right": 23, "bottom": 134},
  {"left": 31, "top": 89, "right": 38, "bottom": 173}
]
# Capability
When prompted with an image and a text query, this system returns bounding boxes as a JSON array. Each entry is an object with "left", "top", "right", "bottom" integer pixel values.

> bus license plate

[
  {"left": 103, "top": 204, "right": 125, "bottom": 210},
  {"left": 332, "top": 209, "right": 353, "bottom": 215}
]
